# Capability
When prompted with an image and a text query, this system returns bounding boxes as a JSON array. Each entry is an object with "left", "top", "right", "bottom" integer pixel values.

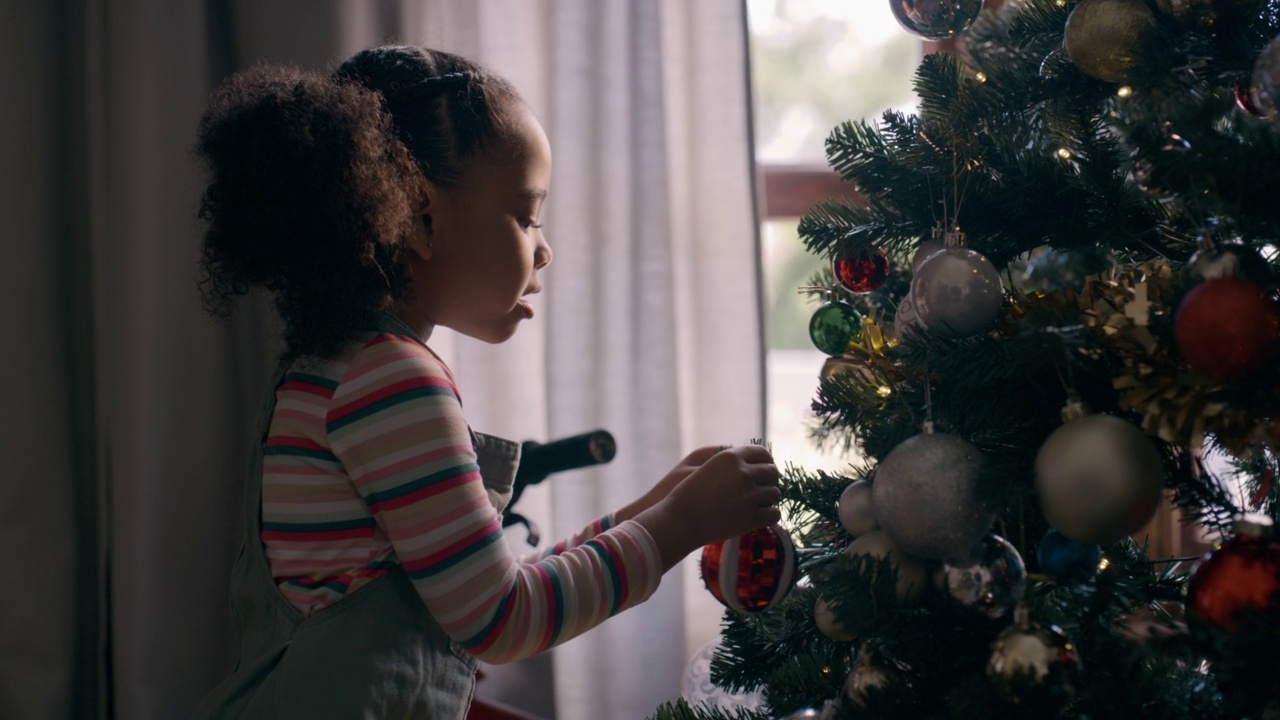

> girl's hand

[
  {"left": 614, "top": 445, "right": 726, "bottom": 524},
  {"left": 633, "top": 445, "right": 781, "bottom": 571}
]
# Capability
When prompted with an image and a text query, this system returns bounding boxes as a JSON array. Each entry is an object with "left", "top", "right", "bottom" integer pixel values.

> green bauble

[
  {"left": 1064, "top": 0, "right": 1157, "bottom": 83},
  {"left": 809, "top": 301, "right": 863, "bottom": 356}
]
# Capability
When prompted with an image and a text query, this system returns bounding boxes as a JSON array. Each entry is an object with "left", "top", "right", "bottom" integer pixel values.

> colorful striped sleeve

[
  {"left": 518, "top": 514, "right": 618, "bottom": 564},
  {"left": 325, "top": 334, "right": 662, "bottom": 664}
]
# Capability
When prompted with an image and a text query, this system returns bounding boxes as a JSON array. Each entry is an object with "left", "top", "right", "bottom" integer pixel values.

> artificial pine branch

[{"left": 687, "top": 0, "right": 1280, "bottom": 717}]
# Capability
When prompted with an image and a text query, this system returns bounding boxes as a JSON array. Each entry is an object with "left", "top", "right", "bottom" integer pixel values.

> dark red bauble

[
  {"left": 834, "top": 248, "right": 891, "bottom": 294},
  {"left": 1174, "top": 277, "right": 1280, "bottom": 381},
  {"left": 1187, "top": 518, "right": 1280, "bottom": 632},
  {"left": 1236, "top": 84, "right": 1266, "bottom": 118},
  {"left": 1253, "top": 468, "right": 1273, "bottom": 509},
  {"left": 700, "top": 524, "right": 797, "bottom": 613}
]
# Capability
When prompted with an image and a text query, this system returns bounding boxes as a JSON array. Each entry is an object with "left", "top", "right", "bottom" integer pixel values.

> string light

[
  {"left": 1057, "top": 147, "right": 1073, "bottom": 159},
  {"left": 1117, "top": 85, "right": 1134, "bottom": 98}
]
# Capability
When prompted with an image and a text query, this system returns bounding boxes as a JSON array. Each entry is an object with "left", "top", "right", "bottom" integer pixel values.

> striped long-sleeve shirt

[{"left": 260, "top": 332, "right": 662, "bottom": 663}]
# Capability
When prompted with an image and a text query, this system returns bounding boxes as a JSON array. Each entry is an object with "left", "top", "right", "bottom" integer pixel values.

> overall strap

[{"left": 242, "top": 359, "right": 292, "bottom": 549}]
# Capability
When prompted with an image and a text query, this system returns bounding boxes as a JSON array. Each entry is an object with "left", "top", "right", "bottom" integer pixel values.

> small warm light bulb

[
  {"left": 1116, "top": 85, "right": 1133, "bottom": 98},
  {"left": 876, "top": 385, "right": 892, "bottom": 398},
  {"left": 1056, "top": 147, "right": 1073, "bottom": 159},
  {"left": 1097, "top": 557, "right": 1111, "bottom": 572},
  {"left": 975, "top": 71, "right": 988, "bottom": 83}
]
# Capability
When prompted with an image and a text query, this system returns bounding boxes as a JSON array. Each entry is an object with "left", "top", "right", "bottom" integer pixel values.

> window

[{"left": 748, "top": 0, "right": 922, "bottom": 473}]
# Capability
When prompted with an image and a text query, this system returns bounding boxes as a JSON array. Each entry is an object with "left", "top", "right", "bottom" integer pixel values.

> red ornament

[
  {"left": 1187, "top": 515, "right": 1280, "bottom": 632},
  {"left": 1254, "top": 468, "right": 1273, "bottom": 509},
  {"left": 1236, "top": 85, "right": 1265, "bottom": 118},
  {"left": 1174, "top": 277, "right": 1280, "bottom": 381},
  {"left": 834, "top": 248, "right": 891, "bottom": 294},
  {"left": 700, "top": 524, "right": 797, "bottom": 613}
]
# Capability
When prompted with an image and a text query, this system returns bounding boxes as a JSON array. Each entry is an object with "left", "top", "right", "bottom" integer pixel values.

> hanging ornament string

[{"left": 872, "top": 365, "right": 995, "bottom": 561}]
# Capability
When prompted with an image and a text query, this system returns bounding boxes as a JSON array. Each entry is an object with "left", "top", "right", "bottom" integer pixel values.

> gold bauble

[
  {"left": 1064, "top": 0, "right": 1157, "bottom": 83},
  {"left": 814, "top": 596, "right": 856, "bottom": 642},
  {"left": 844, "top": 658, "right": 893, "bottom": 707},
  {"left": 844, "top": 644, "right": 901, "bottom": 708},
  {"left": 845, "top": 530, "right": 931, "bottom": 602},
  {"left": 1034, "top": 413, "right": 1164, "bottom": 545}
]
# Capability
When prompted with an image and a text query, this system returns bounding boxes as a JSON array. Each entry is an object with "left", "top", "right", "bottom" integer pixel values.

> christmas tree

[{"left": 654, "top": 1, "right": 1280, "bottom": 718}]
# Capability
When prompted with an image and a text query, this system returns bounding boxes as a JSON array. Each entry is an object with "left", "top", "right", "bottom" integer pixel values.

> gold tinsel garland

[
  {"left": 820, "top": 259, "right": 1279, "bottom": 456},
  {"left": 1077, "top": 260, "right": 1277, "bottom": 455}
]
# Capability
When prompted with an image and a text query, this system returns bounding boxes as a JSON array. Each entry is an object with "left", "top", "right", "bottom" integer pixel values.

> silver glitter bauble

[
  {"left": 837, "top": 480, "right": 879, "bottom": 537},
  {"left": 845, "top": 530, "right": 931, "bottom": 602},
  {"left": 937, "top": 534, "right": 1026, "bottom": 620},
  {"left": 872, "top": 432, "right": 994, "bottom": 560},
  {"left": 814, "top": 595, "right": 856, "bottom": 642},
  {"left": 911, "top": 237, "right": 947, "bottom": 273},
  {"left": 889, "top": 0, "right": 984, "bottom": 40},
  {"left": 1035, "top": 412, "right": 1164, "bottom": 545},
  {"left": 911, "top": 247, "right": 1004, "bottom": 338},
  {"left": 987, "top": 607, "right": 1081, "bottom": 697},
  {"left": 1064, "top": 0, "right": 1157, "bottom": 83}
]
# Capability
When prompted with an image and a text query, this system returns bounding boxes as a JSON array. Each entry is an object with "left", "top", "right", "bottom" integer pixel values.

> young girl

[{"left": 191, "top": 46, "right": 780, "bottom": 719}]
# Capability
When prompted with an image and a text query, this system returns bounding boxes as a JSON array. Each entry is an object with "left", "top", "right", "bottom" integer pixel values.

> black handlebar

[{"left": 502, "top": 429, "right": 617, "bottom": 545}]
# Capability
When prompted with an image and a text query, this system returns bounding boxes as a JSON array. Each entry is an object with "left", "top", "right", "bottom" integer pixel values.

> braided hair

[{"left": 195, "top": 47, "right": 523, "bottom": 358}]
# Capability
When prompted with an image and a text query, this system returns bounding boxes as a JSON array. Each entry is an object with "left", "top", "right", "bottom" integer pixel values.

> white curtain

[
  {"left": 0, "top": 1, "right": 761, "bottom": 718},
  {"left": 410, "top": 2, "right": 764, "bottom": 717}
]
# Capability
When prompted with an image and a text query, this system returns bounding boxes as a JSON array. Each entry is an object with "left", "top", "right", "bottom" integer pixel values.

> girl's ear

[{"left": 402, "top": 183, "right": 436, "bottom": 262}]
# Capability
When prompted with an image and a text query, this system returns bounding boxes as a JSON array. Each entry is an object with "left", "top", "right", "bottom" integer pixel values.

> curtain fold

[{"left": 1, "top": 1, "right": 761, "bottom": 717}]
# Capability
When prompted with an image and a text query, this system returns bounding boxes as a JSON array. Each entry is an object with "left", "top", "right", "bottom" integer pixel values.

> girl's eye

[{"left": 521, "top": 219, "right": 543, "bottom": 230}]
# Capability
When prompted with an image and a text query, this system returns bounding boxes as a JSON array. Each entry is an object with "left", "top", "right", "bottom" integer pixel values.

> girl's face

[{"left": 402, "top": 103, "right": 553, "bottom": 344}]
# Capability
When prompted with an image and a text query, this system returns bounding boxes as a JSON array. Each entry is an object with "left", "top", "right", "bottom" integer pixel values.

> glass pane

[
  {"left": 748, "top": 0, "right": 922, "bottom": 163},
  {"left": 750, "top": 1, "right": 921, "bottom": 472},
  {"left": 762, "top": 221, "right": 851, "bottom": 474}
]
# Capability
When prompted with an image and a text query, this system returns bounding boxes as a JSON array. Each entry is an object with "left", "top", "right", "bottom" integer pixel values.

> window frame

[{"left": 752, "top": 0, "right": 1197, "bottom": 560}]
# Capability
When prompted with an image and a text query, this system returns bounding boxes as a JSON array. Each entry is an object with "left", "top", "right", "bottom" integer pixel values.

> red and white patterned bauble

[{"left": 701, "top": 524, "right": 798, "bottom": 613}]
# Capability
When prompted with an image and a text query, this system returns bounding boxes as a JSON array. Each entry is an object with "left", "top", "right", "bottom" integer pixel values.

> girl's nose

[{"left": 534, "top": 233, "right": 552, "bottom": 270}]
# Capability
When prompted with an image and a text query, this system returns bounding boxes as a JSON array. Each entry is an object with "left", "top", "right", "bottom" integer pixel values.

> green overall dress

[{"left": 193, "top": 317, "right": 522, "bottom": 719}]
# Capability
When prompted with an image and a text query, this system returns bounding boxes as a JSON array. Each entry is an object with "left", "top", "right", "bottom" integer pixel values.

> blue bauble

[{"left": 1036, "top": 529, "right": 1102, "bottom": 584}]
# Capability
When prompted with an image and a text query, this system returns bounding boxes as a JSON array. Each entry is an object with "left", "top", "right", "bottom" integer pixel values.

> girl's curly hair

[{"left": 196, "top": 47, "right": 521, "bottom": 358}]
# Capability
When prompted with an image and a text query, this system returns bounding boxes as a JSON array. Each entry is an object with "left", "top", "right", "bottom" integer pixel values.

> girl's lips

[{"left": 516, "top": 299, "right": 535, "bottom": 318}]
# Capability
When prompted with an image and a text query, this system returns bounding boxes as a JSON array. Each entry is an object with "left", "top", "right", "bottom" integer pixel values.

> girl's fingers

[
  {"left": 757, "top": 485, "right": 782, "bottom": 507},
  {"left": 758, "top": 507, "right": 783, "bottom": 525},
  {"left": 683, "top": 445, "right": 725, "bottom": 466},
  {"left": 749, "top": 464, "right": 780, "bottom": 484},
  {"left": 733, "top": 444, "right": 774, "bottom": 464}
]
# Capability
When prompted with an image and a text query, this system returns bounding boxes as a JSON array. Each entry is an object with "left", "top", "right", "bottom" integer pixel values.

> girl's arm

[
  {"left": 515, "top": 447, "right": 723, "bottom": 564},
  {"left": 326, "top": 335, "right": 664, "bottom": 664},
  {"left": 516, "top": 515, "right": 617, "bottom": 564}
]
